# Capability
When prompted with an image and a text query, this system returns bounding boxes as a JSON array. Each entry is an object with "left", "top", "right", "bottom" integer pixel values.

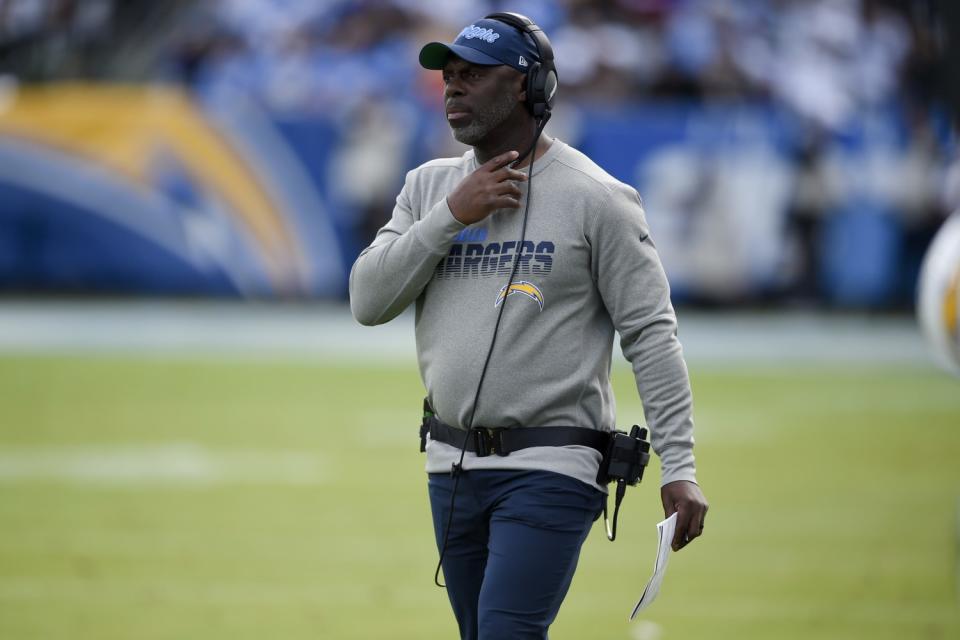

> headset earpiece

[
  {"left": 526, "top": 61, "right": 541, "bottom": 114},
  {"left": 484, "top": 12, "right": 557, "bottom": 120},
  {"left": 529, "top": 65, "right": 557, "bottom": 119}
]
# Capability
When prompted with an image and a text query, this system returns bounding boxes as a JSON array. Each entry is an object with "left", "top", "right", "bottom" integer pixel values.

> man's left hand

[{"left": 660, "top": 480, "right": 708, "bottom": 551}]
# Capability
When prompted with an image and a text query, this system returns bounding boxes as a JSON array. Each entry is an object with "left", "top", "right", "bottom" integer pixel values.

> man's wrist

[{"left": 417, "top": 197, "right": 466, "bottom": 253}]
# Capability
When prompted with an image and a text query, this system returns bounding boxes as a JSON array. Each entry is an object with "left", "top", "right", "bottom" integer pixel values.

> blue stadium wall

[{"left": 0, "top": 83, "right": 935, "bottom": 305}]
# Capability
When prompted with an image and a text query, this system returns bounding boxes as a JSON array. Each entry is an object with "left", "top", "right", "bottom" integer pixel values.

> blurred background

[
  {"left": 0, "top": 0, "right": 957, "bottom": 306},
  {"left": 0, "top": 1, "right": 958, "bottom": 639}
]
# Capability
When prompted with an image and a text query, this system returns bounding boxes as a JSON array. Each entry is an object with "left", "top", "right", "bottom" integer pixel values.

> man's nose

[{"left": 444, "top": 78, "right": 465, "bottom": 99}]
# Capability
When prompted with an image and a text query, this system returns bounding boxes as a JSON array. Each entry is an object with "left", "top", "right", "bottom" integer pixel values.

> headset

[{"left": 484, "top": 12, "right": 558, "bottom": 121}]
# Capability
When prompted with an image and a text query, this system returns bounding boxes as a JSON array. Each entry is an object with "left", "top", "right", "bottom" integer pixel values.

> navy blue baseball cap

[{"left": 419, "top": 18, "right": 540, "bottom": 73}]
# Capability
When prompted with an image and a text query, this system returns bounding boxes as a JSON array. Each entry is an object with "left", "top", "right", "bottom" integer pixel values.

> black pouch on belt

[
  {"left": 596, "top": 425, "right": 651, "bottom": 486},
  {"left": 596, "top": 425, "right": 651, "bottom": 541}
]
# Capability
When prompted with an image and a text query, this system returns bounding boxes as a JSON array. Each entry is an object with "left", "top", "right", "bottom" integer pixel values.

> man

[{"left": 349, "top": 13, "right": 707, "bottom": 639}]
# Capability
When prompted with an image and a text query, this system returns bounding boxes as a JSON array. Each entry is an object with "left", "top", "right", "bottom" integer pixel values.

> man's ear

[{"left": 516, "top": 73, "right": 527, "bottom": 104}]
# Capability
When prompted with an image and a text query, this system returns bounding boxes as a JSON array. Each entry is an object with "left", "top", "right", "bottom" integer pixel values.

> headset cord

[
  {"left": 604, "top": 478, "right": 628, "bottom": 541},
  {"left": 433, "top": 117, "right": 549, "bottom": 588}
]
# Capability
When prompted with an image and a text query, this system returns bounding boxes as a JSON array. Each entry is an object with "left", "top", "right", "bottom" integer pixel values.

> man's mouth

[{"left": 446, "top": 105, "right": 472, "bottom": 125}]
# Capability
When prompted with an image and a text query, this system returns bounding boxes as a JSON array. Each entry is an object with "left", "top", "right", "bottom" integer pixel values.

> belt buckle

[
  {"left": 490, "top": 428, "right": 507, "bottom": 456},
  {"left": 472, "top": 428, "right": 506, "bottom": 457}
]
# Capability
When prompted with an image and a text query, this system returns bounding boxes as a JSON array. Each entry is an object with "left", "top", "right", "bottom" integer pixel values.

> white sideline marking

[
  {"left": 0, "top": 444, "right": 325, "bottom": 486},
  {"left": 0, "top": 301, "right": 933, "bottom": 365}
]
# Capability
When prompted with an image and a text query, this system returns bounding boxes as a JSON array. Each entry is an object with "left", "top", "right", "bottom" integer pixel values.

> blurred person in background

[{"left": 0, "top": 0, "right": 114, "bottom": 79}]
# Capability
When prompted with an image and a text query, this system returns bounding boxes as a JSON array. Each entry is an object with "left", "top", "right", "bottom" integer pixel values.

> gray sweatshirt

[{"left": 350, "top": 140, "right": 696, "bottom": 491}]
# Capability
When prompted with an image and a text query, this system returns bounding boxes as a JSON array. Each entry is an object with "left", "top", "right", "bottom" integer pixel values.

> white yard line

[
  {"left": 0, "top": 577, "right": 335, "bottom": 606},
  {"left": 0, "top": 444, "right": 326, "bottom": 486}
]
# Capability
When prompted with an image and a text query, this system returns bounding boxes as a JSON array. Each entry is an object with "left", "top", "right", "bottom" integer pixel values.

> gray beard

[{"left": 452, "top": 91, "right": 517, "bottom": 146}]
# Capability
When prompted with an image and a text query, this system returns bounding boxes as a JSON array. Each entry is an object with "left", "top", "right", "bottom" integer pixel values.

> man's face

[{"left": 442, "top": 57, "right": 524, "bottom": 146}]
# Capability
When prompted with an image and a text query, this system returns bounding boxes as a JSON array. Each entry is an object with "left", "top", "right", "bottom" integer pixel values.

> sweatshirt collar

[{"left": 467, "top": 139, "right": 565, "bottom": 178}]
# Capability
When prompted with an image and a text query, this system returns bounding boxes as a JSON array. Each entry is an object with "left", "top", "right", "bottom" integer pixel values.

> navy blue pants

[{"left": 427, "top": 469, "right": 604, "bottom": 639}]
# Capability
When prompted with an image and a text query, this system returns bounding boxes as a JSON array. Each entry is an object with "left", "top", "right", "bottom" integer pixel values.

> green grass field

[{"left": 1, "top": 354, "right": 958, "bottom": 639}]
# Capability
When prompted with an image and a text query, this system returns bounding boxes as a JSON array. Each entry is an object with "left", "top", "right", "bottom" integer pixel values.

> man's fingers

[
  {"left": 676, "top": 504, "right": 708, "bottom": 550},
  {"left": 493, "top": 195, "right": 521, "bottom": 209},
  {"left": 493, "top": 181, "right": 523, "bottom": 198},
  {"left": 671, "top": 507, "right": 693, "bottom": 551},
  {"left": 661, "top": 481, "right": 708, "bottom": 552},
  {"left": 663, "top": 499, "right": 676, "bottom": 520},
  {"left": 492, "top": 166, "right": 528, "bottom": 182},
  {"left": 685, "top": 510, "right": 704, "bottom": 544},
  {"left": 483, "top": 150, "right": 519, "bottom": 171}
]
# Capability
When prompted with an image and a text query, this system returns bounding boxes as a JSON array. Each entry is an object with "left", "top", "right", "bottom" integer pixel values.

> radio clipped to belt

[{"left": 596, "top": 425, "right": 651, "bottom": 541}]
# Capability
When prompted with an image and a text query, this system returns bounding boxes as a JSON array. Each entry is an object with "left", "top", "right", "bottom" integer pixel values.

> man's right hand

[{"left": 447, "top": 150, "right": 528, "bottom": 225}]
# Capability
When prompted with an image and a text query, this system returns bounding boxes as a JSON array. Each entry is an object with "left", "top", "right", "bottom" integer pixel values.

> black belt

[{"left": 419, "top": 415, "right": 610, "bottom": 458}]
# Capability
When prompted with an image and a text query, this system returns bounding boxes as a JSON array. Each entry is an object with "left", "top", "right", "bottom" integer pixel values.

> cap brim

[{"left": 419, "top": 42, "right": 504, "bottom": 70}]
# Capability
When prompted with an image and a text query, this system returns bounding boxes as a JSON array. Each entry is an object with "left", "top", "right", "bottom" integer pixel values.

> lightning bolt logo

[{"left": 495, "top": 281, "right": 544, "bottom": 311}]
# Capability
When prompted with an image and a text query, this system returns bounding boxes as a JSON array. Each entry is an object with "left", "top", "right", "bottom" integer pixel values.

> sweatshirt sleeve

[
  {"left": 590, "top": 184, "right": 697, "bottom": 486},
  {"left": 349, "top": 170, "right": 466, "bottom": 326}
]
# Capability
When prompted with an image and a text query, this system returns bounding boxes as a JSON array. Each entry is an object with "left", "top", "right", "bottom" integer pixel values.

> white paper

[{"left": 629, "top": 512, "right": 677, "bottom": 619}]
